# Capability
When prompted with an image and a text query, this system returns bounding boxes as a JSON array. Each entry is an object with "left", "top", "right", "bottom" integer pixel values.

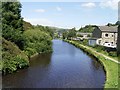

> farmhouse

[{"left": 89, "top": 26, "right": 118, "bottom": 48}]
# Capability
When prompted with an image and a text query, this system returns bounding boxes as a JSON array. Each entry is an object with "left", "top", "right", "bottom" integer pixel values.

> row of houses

[{"left": 77, "top": 26, "right": 118, "bottom": 48}]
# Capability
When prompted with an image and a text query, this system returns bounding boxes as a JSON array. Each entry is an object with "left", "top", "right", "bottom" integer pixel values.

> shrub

[
  {"left": 108, "top": 52, "right": 117, "bottom": 57},
  {"left": 23, "top": 29, "right": 52, "bottom": 57},
  {"left": 2, "top": 38, "right": 29, "bottom": 75}
]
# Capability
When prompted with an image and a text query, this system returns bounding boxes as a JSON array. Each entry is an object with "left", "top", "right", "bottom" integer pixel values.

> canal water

[{"left": 2, "top": 39, "right": 105, "bottom": 88}]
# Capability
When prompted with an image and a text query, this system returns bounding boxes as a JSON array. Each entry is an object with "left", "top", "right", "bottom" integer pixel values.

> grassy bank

[{"left": 64, "top": 40, "right": 119, "bottom": 89}]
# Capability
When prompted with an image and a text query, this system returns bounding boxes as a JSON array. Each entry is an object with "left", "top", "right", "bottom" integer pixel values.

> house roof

[{"left": 98, "top": 26, "right": 118, "bottom": 33}]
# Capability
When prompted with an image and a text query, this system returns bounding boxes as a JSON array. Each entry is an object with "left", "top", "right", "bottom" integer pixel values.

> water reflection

[{"left": 30, "top": 53, "right": 52, "bottom": 67}]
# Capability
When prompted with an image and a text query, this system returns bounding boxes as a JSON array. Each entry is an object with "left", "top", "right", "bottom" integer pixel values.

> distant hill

[
  {"left": 78, "top": 25, "right": 97, "bottom": 33},
  {"left": 106, "top": 21, "right": 120, "bottom": 26}
]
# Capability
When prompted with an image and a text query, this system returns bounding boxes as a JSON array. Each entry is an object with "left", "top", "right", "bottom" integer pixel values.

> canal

[{"left": 2, "top": 39, "right": 105, "bottom": 88}]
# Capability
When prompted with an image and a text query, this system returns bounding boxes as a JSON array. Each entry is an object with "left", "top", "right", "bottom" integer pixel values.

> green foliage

[
  {"left": 34, "top": 25, "right": 55, "bottom": 38},
  {"left": 93, "top": 45, "right": 106, "bottom": 51},
  {"left": 76, "top": 34, "right": 83, "bottom": 37},
  {"left": 115, "top": 21, "right": 120, "bottom": 25},
  {"left": 68, "top": 28, "right": 76, "bottom": 38},
  {"left": 2, "top": 38, "right": 29, "bottom": 74},
  {"left": 2, "top": 2, "right": 24, "bottom": 50},
  {"left": 62, "top": 31, "right": 68, "bottom": 39},
  {"left": 23, "top": 21, "right": 33, "bottom": 30},
  {"left": 108, "top": 51, "right": 117, "bottom": 57},
  {"left": 23, "top": 29, "right": 52, "bottom": 57},
  {"left": 79, "top": 25, "right": 96, "bottom": 33}
]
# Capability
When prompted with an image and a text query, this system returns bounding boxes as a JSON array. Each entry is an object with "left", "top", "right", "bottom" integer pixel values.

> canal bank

[
  {"left": 64, "top": 40, "right": 119, "bottom": 89},
  {"left": 2, "top": 39, "right": 105, "bottom": 88}
]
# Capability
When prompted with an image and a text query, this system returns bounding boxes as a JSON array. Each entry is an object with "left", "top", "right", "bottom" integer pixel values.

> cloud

[
  {"left": 56, "top": 7, "right": 62, "bottom": 11},
  {"left": 34, "top": 9, "right": 45, "bottom": 13},
  {"left": 99, "top": 0, "right": 119, "bottom": 10},
  {"left": 81, "top": 2, "right": 96, "bottom": 8},
  {"left": 24, "top": 18, "right": 54, "bottom": 26}
]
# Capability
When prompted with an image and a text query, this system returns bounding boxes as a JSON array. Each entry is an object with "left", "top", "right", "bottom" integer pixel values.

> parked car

[{"left": 104, "top": 42, "right": 116, "bottom": 48}]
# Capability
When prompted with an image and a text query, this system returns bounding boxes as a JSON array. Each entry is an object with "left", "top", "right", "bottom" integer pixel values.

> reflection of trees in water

[
  {"left": 30, "top": 53, "right": 52, "bottom": 67},
  {"left": 90, "top": 56, "right": 102, "bottom": 70}
]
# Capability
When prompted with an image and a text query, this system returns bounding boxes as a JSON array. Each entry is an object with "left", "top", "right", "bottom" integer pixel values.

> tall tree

[
  {"left": 67, "top": 27, "right": 76, "bottom": 39},
  {"left": 2, "top": 2, "right": 24, "bottom": 49}
]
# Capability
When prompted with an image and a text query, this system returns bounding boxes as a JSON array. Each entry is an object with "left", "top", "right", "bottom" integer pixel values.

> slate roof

[{"left": 98, "top": 26, "right": 118, "bottom": 33}]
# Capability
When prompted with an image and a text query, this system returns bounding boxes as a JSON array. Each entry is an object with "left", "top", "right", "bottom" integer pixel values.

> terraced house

[{"left": 92, "top": 26, "right": 118, "bottom": 48}]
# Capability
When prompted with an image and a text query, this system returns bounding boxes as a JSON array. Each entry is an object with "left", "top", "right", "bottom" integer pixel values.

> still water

[{"left": 2, "top": 39, "right": 105, "bottom": 88}]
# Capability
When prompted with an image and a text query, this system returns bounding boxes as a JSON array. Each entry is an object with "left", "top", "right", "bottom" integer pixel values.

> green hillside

[{"left": 2, "top": 38, "right": 29, "bottom": 74}]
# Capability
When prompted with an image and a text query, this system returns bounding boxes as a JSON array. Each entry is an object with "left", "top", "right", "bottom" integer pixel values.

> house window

[
  {"left": 112, "top": 35, "right": 114, "bottom": 37},
  {"left": 105, "top": 34, "right": 108, "bottom": 37}
]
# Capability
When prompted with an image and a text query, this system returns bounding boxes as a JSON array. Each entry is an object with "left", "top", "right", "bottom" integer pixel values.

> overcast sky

[{"left": 20, "top": 0, "right": 119, "bottom": 29}]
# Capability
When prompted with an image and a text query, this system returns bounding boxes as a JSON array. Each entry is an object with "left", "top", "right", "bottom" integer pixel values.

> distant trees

[
  {"left": 67, "top": 28, "right": 76, "bottom": 38},
  {"left": 116, "top": 21, "right": 120, "bottom": 25},
  {"left": 62, "top": 27, "right": 76, "bottom": 39},
  {"left": 62, "top": 31, "right": 68, "bottom": 39},
  {"left": 106, "top": 21, "right": 120, "bottom": 26},
  {"left": 2, "top": 2, "right": 24, "bottom": 49},
  {"left": 78, "top": 25, "right": 96, "bottom": 33}
]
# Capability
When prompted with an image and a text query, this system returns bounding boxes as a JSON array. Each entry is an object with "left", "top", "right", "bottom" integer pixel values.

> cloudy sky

[{"left": 20, "top": 0, "right": 119, "bottom": 29}]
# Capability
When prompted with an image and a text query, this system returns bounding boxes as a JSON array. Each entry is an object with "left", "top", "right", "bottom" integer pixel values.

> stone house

[{"left": 91, "top": 26, "right": 118, "bottom": 48}]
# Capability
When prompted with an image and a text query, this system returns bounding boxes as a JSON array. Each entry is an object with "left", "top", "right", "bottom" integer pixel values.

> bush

[
  {"left": 108, "top": 52, "right": 117, "bottom": 57},
  {"left": 2, "top": 38, "right": 29, "bottom": 75},
  {"left": 2, "top": 55, "right": 29, "bottom": 74},
  {"left": 23, "top": 29, "right": 52, "bottom": 57}
]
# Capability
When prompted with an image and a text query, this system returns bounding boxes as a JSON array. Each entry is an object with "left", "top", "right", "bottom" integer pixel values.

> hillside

[
  {"left": 2, "top": 38, "right": 29, "bottom": 74},
  {"left": 78, "top": 25, "right": 97, "bottom": 33}
]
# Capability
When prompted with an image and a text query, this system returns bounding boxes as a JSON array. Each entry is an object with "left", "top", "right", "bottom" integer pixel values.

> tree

[
  {"left": 116, "top": 21, "right": 120, "bottom": 25},
  {"left": 67, "top": 27, "right": 76, "bottom": 39},
  {"left": 2, "top": 2, "right": 24, "bottom": 49},
  {"left": 62, "top": 31, "right": 68, "bottom": 39}
]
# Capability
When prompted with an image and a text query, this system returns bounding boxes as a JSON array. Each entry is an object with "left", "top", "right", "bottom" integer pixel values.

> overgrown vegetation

[
  {"left": 2, "top": 2, "right": 25, "bottom": 50},
  {"left": 1, "top": 2, "right": 53, "bottom": 74},
  {"left": 23, "top": 28, "right": 52, "bottom": 57},
  {"left": 2, "top": 38, "right": 29, "bottom": 74},
  {"left": 23, "top": 21, "right": 33, "bottom": 30}
]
